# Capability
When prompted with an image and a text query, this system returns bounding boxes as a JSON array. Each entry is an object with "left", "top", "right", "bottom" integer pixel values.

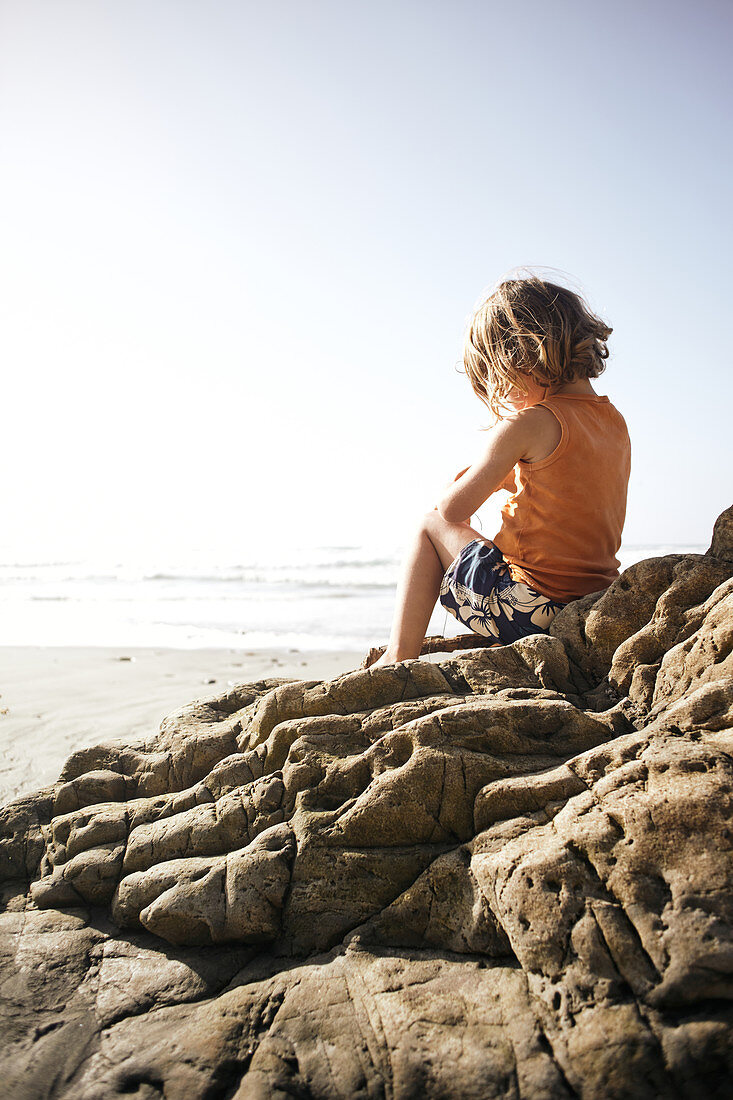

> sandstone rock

[{"left": 1, "top": 506, "right": 732, "bottom": 1097}]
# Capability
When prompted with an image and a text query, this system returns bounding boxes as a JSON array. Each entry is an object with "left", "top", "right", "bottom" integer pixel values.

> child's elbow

[{"left": 437, "top": 499, "right": 467, "bottom": 524}]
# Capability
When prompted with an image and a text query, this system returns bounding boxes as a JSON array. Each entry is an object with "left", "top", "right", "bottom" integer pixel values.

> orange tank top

[{"left": 492, "top": 394, "right": 631, "bottom": 603}]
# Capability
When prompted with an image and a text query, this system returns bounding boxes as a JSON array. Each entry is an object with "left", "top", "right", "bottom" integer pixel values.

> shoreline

[{"left": 0, "top": 645, "right": 364, "bottom": 806}]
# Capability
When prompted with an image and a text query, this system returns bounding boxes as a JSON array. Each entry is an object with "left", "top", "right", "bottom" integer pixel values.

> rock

[
  {"left": 708, "top": 503, "right": 733, "bottom": 563},
  {"left": 1, "top": 507, "right": 732, "bottom": 1097}
]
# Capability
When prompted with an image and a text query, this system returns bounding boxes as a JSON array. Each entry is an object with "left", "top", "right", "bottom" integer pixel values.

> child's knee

[
  {"left": 423, "top": 508, "right": 460, "bottom": 532},
  {"left": 414, "top": 509, "right": 441, "bottom": 538}
]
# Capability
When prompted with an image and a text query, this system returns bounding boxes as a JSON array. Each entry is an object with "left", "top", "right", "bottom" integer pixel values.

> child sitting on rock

[{"left": 368, "top": 273, "right": 631, "bottom": 669}]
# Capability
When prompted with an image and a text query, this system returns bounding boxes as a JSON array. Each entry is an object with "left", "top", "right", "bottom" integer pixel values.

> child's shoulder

[{"left": 513, "top": 404, "right": 563, "bottom": 464}]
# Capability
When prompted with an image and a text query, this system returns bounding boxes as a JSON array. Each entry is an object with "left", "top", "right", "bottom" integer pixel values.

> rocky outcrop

[{"left": 1, "top": 507, "right": 732, "bottom": 1098}]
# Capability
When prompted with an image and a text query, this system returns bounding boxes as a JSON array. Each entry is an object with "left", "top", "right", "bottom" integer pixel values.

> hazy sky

[{"left": 1, "top": 0, "right": 731, "bottom": 559}]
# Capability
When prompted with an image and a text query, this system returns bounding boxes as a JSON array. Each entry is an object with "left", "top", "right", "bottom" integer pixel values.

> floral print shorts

[{"left": 439, "top": 540, "right": 566, "bottom": 646}]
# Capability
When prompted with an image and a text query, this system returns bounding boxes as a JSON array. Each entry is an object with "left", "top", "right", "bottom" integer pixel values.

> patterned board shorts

[{"left": 439, "top": 539, "right": 567, "bottom": 646}]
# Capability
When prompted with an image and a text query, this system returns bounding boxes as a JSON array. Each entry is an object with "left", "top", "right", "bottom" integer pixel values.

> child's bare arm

[{"left": 437, "top": 408, "right": 552, "bottom": 523}]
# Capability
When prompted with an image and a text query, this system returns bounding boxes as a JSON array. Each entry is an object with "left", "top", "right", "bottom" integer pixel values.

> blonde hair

[{"left": 463, "top": 274, "right": 612, "bottom": 419}]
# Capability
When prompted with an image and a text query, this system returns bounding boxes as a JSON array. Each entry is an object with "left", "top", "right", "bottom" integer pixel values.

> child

[{"left": 368, "top": 274, "right": 631, "bottom": 669}]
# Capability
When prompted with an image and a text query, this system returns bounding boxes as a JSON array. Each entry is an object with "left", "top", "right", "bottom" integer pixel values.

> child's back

[{"left": 495, "top": 391, "right": 631, "bottom": 603}]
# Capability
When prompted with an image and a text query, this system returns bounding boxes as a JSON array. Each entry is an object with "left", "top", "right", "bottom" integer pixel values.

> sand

[{"left": 0, "top": 646, "right": 364, "bottom": 806}]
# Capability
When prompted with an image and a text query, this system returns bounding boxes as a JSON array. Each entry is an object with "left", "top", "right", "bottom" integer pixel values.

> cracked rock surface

[{"left": 1, "top": 506, "right": 732, "bottom": 1098}]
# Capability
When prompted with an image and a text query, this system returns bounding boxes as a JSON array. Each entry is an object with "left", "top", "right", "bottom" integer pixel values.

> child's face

[{"left": 505, "top": 374, "right": 549, "bottom": 412}]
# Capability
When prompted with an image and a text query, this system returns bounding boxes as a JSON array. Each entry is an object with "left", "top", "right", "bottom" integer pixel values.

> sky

[{"left": 1, "top": 0, "right": 731, "bottom": 560}]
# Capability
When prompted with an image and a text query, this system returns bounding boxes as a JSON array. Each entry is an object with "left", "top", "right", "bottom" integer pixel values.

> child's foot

[
  {"left": 366, "top": 650, "right": 394, "bottom": 671},
  {"left": 361, "top": 646, "right": 386, "bottom": 669},
  {"left": 363, "top": 645, "right": 416, "bottom": 671}
]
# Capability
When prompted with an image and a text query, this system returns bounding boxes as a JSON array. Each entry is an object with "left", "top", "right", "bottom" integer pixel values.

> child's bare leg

[{"left": 370, "top": 511, "right": 491, "bottom": 669}]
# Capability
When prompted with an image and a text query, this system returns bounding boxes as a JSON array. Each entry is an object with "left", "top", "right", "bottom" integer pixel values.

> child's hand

[{"left": 440, "top": 467, "right": 470, "bottom": 492}]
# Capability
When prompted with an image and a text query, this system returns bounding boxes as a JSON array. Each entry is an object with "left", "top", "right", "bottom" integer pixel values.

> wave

[
  {"left": 144, "top": 575, "right": 396, "bottom": 589},
  {"left": 23, "top": 584, "right": 394, "bottom": 603},
  {"left": 146, "top": 558, "right": 398, "bottom": 581}
]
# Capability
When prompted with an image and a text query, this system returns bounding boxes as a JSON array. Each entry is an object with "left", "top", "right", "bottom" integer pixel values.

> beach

[{"left": 0, "top": 645, "right": 364, "bottom": 805}]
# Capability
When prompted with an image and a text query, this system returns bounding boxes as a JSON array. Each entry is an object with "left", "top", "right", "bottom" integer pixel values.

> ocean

[{"left": 0, "top": 543, "right": 707, "bottom": 652}]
